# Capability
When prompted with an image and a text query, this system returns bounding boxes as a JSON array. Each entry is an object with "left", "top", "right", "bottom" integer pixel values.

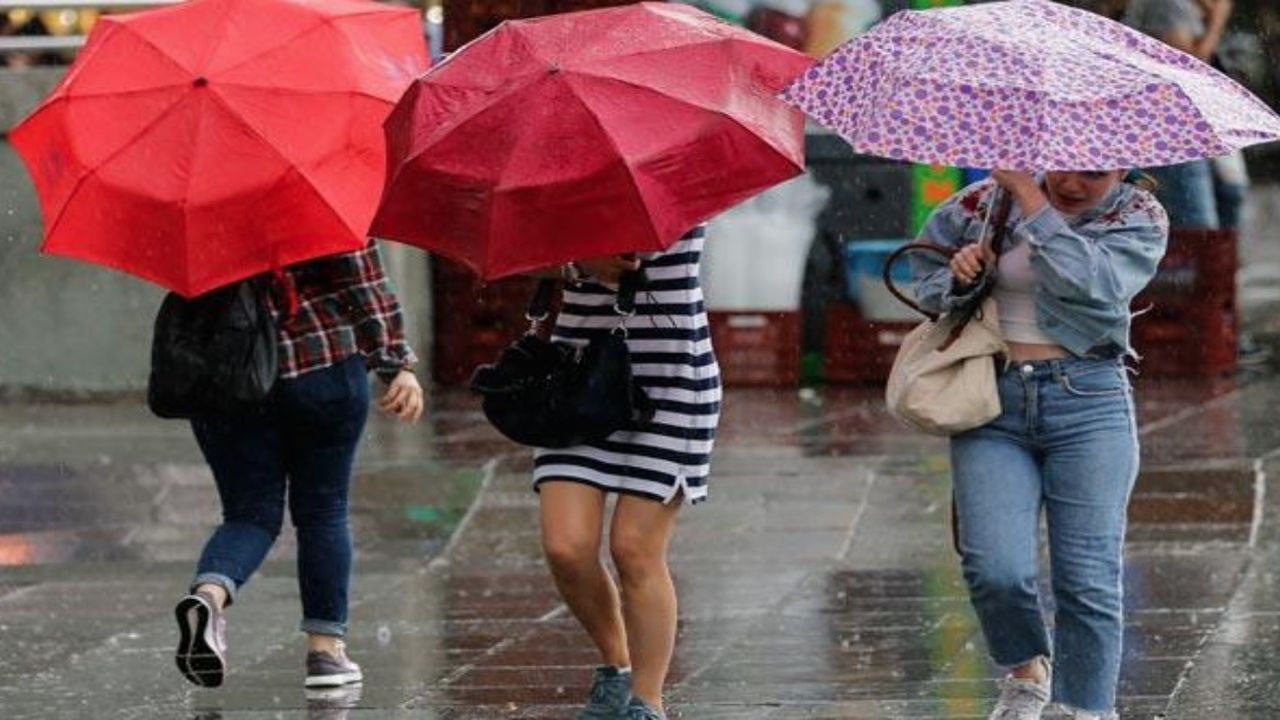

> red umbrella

[
  {"left": 11, "top": 0, "right": 429, "bottom": 298},
  {"left": 371, "top": 2, "right": 812, "bottom": 280}
]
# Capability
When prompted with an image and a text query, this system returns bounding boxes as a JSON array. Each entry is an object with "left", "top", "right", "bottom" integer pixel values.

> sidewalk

[{"left": 1, "top": 369, "right": 1277, "bottom": 718}]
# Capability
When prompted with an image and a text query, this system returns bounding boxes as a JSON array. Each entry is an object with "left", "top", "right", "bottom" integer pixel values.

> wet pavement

[
  {"left": 3, "top": 183, "right": 1280, "bottom": 719},
  {"left": 2, "top": 367, "right": 1280, "bottom": 719}
]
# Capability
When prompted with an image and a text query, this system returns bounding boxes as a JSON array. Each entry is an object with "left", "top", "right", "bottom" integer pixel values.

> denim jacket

[{"left": 911, "top": 179, "right": 1170, "bottom": 358}]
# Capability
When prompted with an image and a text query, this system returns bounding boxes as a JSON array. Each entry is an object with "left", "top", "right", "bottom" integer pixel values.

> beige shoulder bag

[{"left": 882, "top": 191, "right": 1012, "bottom": 436}]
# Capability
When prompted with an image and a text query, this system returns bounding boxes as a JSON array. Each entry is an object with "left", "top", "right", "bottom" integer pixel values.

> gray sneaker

[
  {"left": 174, "top": 590, "right": 227, "bottom": 687},
  {"left": 577, "top": 666, "right": 632, "bottom": 719},
  {"left": 989, "top": 673, "right": 1050, "bottom": 720},
  {"left": 305, "top": 641, "right": 363, "bottom": 688},
  {"left": 625, "top": 698, "right": 667, "bottom": 720},
  {"left": 1063, "top": 711, "right": 1118, "bottom": 720}
]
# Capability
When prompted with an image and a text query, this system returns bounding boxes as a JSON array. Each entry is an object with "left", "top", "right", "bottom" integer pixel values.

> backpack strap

[{"left": 270, "top": 268, "right": 299, "bottom": 320}]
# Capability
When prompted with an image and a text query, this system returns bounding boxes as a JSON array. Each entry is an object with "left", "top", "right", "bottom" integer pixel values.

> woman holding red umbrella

[
  {"left": 533, "top": 226, "right": 720, "bottom": 720},
  {"left": 173, "top": 241, "right": 425, "bottom": 690},
  {"left": 368, "top": 5, "right": 810, "bottom": 716}
]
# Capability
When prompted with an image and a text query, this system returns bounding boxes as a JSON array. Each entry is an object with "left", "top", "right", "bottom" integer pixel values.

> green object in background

[
  {"left": 801, "top": 350, "right": 826, "bottom": 386},
  {"left": 910, "top": 164, "right": 964, "bottom": 235},
  {"left": 910, "top": 0, "right": 962, "bottom": 8}
]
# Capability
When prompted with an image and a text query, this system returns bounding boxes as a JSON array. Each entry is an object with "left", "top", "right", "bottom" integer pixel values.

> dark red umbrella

[
  {"left": 371, "top": 2, "right": 812, "bottom": 280},
  {"left": 11, "top": 0, "right": 429, "bottom": 298}
]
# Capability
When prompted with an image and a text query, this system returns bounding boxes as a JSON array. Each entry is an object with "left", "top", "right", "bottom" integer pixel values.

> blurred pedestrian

[
  {"left": 911, "top": 171, "right": 1169, "bottom": 720},
  {"left": 1124, "top": 0, "right": 1238, "bottom": 228},
  {"left": 534, "top": 226, "right": 720, "bottom": 720},
  {"left": 173, "top": 241, "right": 424, "bottom": 689}
]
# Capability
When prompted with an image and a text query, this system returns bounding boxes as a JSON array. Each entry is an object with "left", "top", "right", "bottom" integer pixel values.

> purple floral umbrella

[{"left": 780, "top": 0, "right": 1280, "bottom": 170}]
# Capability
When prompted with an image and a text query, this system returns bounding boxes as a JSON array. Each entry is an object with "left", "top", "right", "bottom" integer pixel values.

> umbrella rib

[
  {"left": 566, "top": 69, "right": 801, "bottom": 171},
  {"left": 201, "top": 87, "right": 365, "bottom": 240},
  {"left": 564, "top": 36, "right": 767, "bottom": 78},
  {"left": 560, "top": 77, "right": 661, "bottom": 252},
  {"left": 395, "top": 75, "right": 543, "bottom": 170},
  {"left": 210, "top": 7, "right": 419, "bottom": 83},
  {"left": 58, "top": 85, "right": 192, "bottom": 102},
  {"left": 213, "top": 82, "right": 394, "bottom": 107},
  {"left": 40, "top": 92, "right": 193, "bottom": 251},
  {"left": 112, "top": 20, "right": 206, "bottom": 80},
  {"left": 205, "top": 15, "right": 333, "bottom": 80}
]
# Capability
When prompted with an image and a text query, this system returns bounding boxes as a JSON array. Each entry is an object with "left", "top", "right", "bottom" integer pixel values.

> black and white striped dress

[{"left": 533, "top": 226, "right": 721, "bottom": 504}]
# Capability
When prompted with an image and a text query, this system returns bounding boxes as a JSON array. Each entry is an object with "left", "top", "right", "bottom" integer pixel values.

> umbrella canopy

[
  {"left": 11, "top": 0, "right": 429, "bottom": 298},
  {"left": 371, "top": 2, "right": 812, "bottom": 280},
  {"left": 781, "top": 0, "right": 1280, "bottom": 171}
]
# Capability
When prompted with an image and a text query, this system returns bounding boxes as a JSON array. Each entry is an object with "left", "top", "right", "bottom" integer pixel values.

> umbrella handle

[{"left": 881, "top": 183, "right": 1015, "bottom": 322}]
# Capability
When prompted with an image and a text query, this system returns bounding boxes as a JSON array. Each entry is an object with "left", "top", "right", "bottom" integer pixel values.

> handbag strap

[
  {"left": 524, "top": 266, "right": 646, "bottom": 332},
  {"left": 614, "top": 269, "right": 643, "bottom": 316},
  {"left": 881, "top": 187, "right": 1016, "bottom": 323},
  {"left": 526, "top": 278, "right": 557, "bottom": 324}
]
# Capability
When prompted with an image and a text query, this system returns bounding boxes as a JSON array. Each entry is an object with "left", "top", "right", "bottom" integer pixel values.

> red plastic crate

[
  {"left": 432, "top": 263, "right": 546, "bottom": 386},
  {"left": 1136, "top": 228, "right": 1237, "bottom": 305},
  {"left": 824, "top": 303, "right": 917, "bottom": 384},
  {"left": 1130, "top": 228, "right": 1238, "bottom": 377},
  {"left": 707, "top": 311, "right": 801, "bottom": 386},
  {"left": 1132, "top": 308, "right": 1237, "bottom": 377}
]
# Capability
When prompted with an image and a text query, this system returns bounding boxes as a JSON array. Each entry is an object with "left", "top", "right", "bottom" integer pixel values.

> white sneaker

[
  {"left": 1064, "top": 710, "right": 1118, "bottom": 720},
  {"left": 989, "top": 657, "right": 1051, "bottom": 720}
]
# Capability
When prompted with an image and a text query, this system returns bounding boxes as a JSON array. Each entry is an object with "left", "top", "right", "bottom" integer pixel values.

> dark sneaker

[
  {"left": 576, "top": 666, "right": 632, "bottom": 720},
  {"left": 305, "top": 641, "right": 363, "bottom": 688},
  {"left": 174, "top": 590, "right": 227, "bottom": 687},
  {"left": 625, "top": 698, "right": 667, "bottom": 720}
]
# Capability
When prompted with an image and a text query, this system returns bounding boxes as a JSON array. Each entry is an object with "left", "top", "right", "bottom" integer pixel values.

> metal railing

[{"left": 0, "top": 0, "right": 179, "bottom": 54}]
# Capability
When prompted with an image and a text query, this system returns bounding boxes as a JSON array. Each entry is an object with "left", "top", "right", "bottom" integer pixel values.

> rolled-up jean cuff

[
  {"left": 301, "top": 618, "right": 347, "bottom": 637},
  {"left": 191, "top": 573, "right": 239, "bottom": 606}
]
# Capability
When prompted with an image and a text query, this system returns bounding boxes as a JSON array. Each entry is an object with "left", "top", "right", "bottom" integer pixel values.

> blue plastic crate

[{"left": 841, "top": 239, "right": 919, "bottom": 321}]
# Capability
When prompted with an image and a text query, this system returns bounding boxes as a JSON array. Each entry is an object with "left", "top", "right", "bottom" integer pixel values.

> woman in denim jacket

[{"left": 911, "top": 170, "right": 1168, "bottom": 720}]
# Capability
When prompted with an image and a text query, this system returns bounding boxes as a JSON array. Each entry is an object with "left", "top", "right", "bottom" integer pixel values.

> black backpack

[{"left": 147, "top": 277, "right": 279, "bottom": 419}]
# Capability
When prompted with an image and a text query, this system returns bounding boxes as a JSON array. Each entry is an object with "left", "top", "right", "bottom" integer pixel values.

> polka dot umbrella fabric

[{"left": 781, "top": 0, "right": 1280, "bottom": 171}]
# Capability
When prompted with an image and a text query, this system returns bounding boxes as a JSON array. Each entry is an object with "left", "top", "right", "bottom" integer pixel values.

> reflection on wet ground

[{"left": 2, "top": 374, "right": 1279, "bottom": 718}]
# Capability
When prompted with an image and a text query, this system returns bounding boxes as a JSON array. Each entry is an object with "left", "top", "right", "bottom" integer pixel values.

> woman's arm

[
  {"left": 910, "top": 183, "right": 993, "bottom": 315},
  {"left": 1164, "top": 0, "right": 1232, "bottom": 63},
  {"left": 1020, "top": 198, "right": 1170, "bottom": 308}
]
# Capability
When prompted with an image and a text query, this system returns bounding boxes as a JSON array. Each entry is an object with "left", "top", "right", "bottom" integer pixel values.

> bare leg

[
  {"left": 609, "top": 494, "right": 682, "bottom": 710},
  {"left": 540, "top": 481, "right": 630, "bottom": 667},
  {"left": 194, "top": 583, "right": 228, "bottom": 610}
]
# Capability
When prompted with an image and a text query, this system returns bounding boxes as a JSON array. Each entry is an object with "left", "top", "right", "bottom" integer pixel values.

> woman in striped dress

[{"left": 534, "top": 225, "right": 720, "bottom": 720}]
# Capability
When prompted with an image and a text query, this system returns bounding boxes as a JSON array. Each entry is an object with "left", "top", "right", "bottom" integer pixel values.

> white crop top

[{"left": 992, "top": 240, "right": 1057, "bottom": 345}]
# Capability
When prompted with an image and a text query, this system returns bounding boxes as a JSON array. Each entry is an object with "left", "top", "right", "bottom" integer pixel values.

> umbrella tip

[
  {"left": 193, "top": 77, "right": 209, "bottom": 87},
  {"left": 548, "top": 64, "right": 560, "bottom": 75}
]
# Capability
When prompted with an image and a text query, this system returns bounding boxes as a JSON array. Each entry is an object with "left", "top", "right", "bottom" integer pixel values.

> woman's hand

[
  {"left": 378, "top": 370, "right": 425, "bottom": 423},
  {"left": 575, "top": 254, "right": 642, "bottom": 286},
  {"left": 991, "top": 169, "right": 1048, "bottom": 216},
  {"left": 1196, "top": 0, "right": 1232, "bottom": 22},
  {"left": 949, "top": 242, "right": 997, "bottom": 288}
]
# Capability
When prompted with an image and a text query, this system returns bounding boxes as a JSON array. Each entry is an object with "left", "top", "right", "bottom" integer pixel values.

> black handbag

[
  {"left": 470, "top": 270, "right": 655, "bottom": 448},
  {"left": 147, "top": 277, "right": 279, "bottom": 419}
]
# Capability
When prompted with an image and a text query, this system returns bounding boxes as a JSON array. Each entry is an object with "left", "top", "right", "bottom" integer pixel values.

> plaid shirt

[{"left": 270, "top": 241, "right": 418, "bottom": 381}]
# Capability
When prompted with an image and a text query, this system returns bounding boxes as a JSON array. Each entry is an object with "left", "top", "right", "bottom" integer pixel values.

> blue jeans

[
  {"left": 951, "top": 357, "right": 1138, "bottom": 714},
  {"left": 1146, "top": 160, "right": 1219, "bottom": 229},
  {"left": 190, "top": 355, "right": 370, "bottom": 637}
]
